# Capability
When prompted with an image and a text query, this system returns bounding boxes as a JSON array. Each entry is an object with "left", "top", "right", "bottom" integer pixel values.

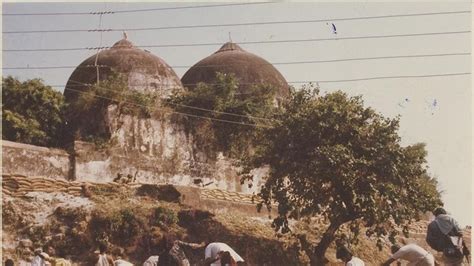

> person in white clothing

[
  {"left": 142, "top": 256, "right": 159, "bottom": 266},
  {"left": 382, "top": 244, "right": 436, "bottom": 266},
  {"left": 113, "top": 248, "right": 133, "bottom": 266},
  {"left": 31, "top": 249, "right": 47, "bottom": 266},
  {"left": 95, "top": 243, "right": 114, "bottom": 266},
  {"left": 203, "top": 242, "right": 244, "bottom": 266},
  {"left": 336, "top": 246, "right": 365, "bottom": 266},
  {"left": 113, "top": 259, "right": 133, "bottom": 266}
]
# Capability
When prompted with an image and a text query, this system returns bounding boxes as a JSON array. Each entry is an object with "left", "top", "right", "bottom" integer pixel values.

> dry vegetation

[{"left": 2, "top": 183, "right": 469, "bottom": 265}]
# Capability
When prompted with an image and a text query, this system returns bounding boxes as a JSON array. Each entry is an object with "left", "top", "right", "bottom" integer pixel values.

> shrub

[
  {"left": 151, "top": 207, "right": 178, "bottom": 227},
  {"left": 89, "top": 208, "right": 146, "bottom": 246},
  {"left": 167, "top": 72, "right": 277, "bottom": 158}
]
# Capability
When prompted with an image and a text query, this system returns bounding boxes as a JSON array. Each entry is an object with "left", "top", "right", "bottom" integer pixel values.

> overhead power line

[
  {"left": 2, "top": 52, "right": 470, "bottom": 70},
  {"left": 3, "top": 30, "right": 471, "bottom": 52},
  {"left": 65, "top": 79, "right": 274, "bottom": 122},
  {"left": 3, "top": 10, "right": 470, "bottom": 34},
  {"left": 34, "top": 72, "right": 471, "bottom": 127},
  {"left": 2, "top": 2, "right": 268, "bottom": 16},
  {"left": 291, "top": 72, "right": 471, "bottom": 83},
  {"left": 64, "top": 86, "right": 273, "bottom": 128},
  {"left": 42, "top": 72, "right": 470, "bottom": 89},
  {"left": 112, "top": 2, "right": 269, "bottom": 14}
]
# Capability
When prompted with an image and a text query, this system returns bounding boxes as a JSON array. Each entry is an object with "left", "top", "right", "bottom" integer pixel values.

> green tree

[
  {"left": 242, "top": 86, "right": 442, "bottom": 265},
  {"left": 67, "top": 71, "right": 157, "bottom": 143},
  {"left": 168, "top": 72, "right": 277, "bottom": 157},
  {"left": 2, "top": 76, "right": 66, "bottom": 147},
  {"left": 71, "top": 71, "right": 156, "bottom": 119}
]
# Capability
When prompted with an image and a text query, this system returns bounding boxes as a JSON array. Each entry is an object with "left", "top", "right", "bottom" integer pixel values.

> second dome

[{"left": 181, "top": 42, "right": 289, "bottom": 100}]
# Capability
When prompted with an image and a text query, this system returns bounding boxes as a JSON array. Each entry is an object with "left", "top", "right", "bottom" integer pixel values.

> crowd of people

[
  {"left": 3, "top": 207, "right": 470, "bottom": 266},
  {"left": 6, "top": 239, "right": 244, "bottom": 266},
  {"left": 336, "top": 207, "right": 470, "bottom": 266}
]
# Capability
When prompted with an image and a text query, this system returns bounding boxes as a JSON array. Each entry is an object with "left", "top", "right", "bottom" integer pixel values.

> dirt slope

[{"left": 2, "top": 175, "right": 470, "bottom": 265}]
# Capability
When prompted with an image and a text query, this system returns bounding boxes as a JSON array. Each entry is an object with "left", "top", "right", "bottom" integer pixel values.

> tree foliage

[
  {"left": 67, "top": 72, "right": 158, "bottom": 143},
  {"left": 242, "top": 86, "right": 442, "bottom": 264},
  {"left": 2, "top": 76, "right": 66, "bottom": 147},
  {"left": 168, "top": 72, "right": 277, "bottom": 157},
  {"left": 72, "top": 72, "right": 157, "bottom": 119}
]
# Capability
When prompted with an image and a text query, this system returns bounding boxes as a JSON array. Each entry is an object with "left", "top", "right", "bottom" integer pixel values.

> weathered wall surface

[
  {"left": 1, "top": 108, "right": 266, "bottom": 194},
  {"left": 72, "top": 106, "right": 263, "bottom": 193},
  {"left": 1, "top": 137, "right": 263, "bottom": 194},
  {"left": 1, "top": 140, "right": 71, "bottom": 179},
  {"left": 175, "top": 185, "right": 274, "bottom": 218}
]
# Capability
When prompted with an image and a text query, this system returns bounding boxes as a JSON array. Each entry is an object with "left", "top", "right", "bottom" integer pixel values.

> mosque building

[{"left": 62, "top": 36, "right": 289, "bottom": 193}]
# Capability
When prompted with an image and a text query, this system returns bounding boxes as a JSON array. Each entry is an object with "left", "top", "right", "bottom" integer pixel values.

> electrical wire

[
  {"left": 37, "top": 71, "right": 473, "bottom": 128},
  {"left": 65, "top": 79, "right": 275, "bottom": 122},
  {"left": 2, "top": 52, "right": 470, "bottom": 70},
  {"left": 3, "top": 10, "right": 470, "bottom": 33},
  {"left": 2, "top": 2, "right": 269, "bottom": 16},
  {"left": 63, "top": 86, "right": 273, "bottom": 128},
  {"left": 291, "top": 72, "right": 471, "bottom": 83},
  {"left": 112, "top": 2, "right": 269, "bottom": 14},
  {"left": 3, "top": 30, "right": 471, "bottom": 52},
  {"left": 41, "top": 72, "right": 470, "bottom": 89}
]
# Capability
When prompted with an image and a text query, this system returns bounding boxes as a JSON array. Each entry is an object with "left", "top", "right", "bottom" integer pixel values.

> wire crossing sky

[{"left": 2, "top": 2, "right": 472, "bottom": 226}]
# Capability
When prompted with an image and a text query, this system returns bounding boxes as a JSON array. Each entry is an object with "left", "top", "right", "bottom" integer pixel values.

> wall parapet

[
  {"left": 1, "top": 139, "right": 262, "bottom": 194},
  {"left": 2, "top": 140, "right": 71, "bottom": 179},
  {"left": 1, "top": 140, "right": 68, "bottom": 156}
]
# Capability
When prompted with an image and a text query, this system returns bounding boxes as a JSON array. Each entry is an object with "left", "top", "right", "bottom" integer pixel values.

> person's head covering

[
  {"left": 5, "top": 259, "right": 14, "bottom": 266},
  {"left": 391, "top": 244, "right": 401, "bottom": 254},
  {"left": 220, "top": 251, "right": 234, "bottom": 265},
  {"left": 99, "top": 243, "right": 108, "bottom": 254},
  {"left": 40, "top": 252, "right": 50, "bottom": 260},
  {"left": 433, "top": 207, "right": 447, "bottom": 216},
  {"left": 336, "top": 246, "right": 352, "bottom": 260},
  {"left": 34, "top": 248, "right": 43, "bottom": 256}
]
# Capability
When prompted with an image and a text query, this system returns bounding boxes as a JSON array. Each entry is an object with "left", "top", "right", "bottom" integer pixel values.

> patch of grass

[
  {"left": 53, "top": 207, "right": 88, "bottom": 226},
  {"left": 89, "top": 207, "right": 147, "bottom": 246},
  {"left": 2, "top": 201, "right": 20, "bottom": 225},
  {"left": 89, "top": 184, "right": 125, "bottom": 200},
  {"left": 151, "top": 207, "right": 178, "bottom": 227}
]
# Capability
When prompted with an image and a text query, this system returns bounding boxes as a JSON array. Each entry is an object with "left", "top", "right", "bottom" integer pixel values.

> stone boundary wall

[
  {"left": 1, "top": 140, "right": 71, "bottom": 179},
  {"left": 1, "top": 140, "right": 261, "bottom": 195}
]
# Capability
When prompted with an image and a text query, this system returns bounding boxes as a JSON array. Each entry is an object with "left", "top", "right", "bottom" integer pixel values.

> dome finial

[{"left": 123, "top": 31, "right": 128, "bottom": 40}]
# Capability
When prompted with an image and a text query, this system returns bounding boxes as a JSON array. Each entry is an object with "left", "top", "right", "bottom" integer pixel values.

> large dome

[
  {"left": 63, "top": 37, "right": 183, "bottom": 141},
  {"left": 64, "top": 37, "right": 183, "bottom": 103},
  {"left": 181, "top": 42, "right": 289, "bottom": 100}
]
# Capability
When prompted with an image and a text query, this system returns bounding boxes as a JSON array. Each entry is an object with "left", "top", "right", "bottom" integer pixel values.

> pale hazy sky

[{"left": 2, "top": 2, "right": 472, "bottom": 226}]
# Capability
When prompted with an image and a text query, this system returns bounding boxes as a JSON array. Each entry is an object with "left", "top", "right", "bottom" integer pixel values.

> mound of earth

[{"left": 2, "top": 176, "right": 470, "bottom": 265}]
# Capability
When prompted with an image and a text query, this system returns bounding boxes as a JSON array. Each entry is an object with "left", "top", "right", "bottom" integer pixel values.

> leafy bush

[
  {"left": 167, "top": 72, "right": 277, "bottom": 158},
  {"left": 53, "top": 207, "right": 88, "bottom": 227},
  {"left": 72, "top": 72, "right": 157, "bottom": 119},
  {"left": 89, "top": 208, "right": 146, "bottom": 246},
  {"left": 66, "top": 71, "right": 159, "bottom": 142},
  {"left": 112, "top": 209, "right": 144, "bottom": 241},
  {"left": 151, "top": 207, "right": 178, "bottom": 227}
]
